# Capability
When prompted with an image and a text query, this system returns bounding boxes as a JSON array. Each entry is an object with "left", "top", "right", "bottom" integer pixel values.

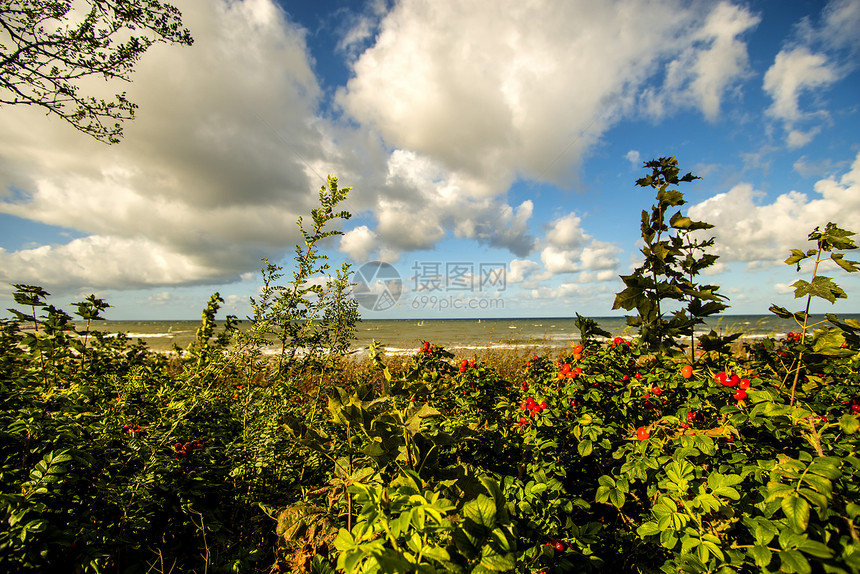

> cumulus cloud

[
  {"left": 0, "top": 0, "right": 816, "bottom": 298},
  {"left": 338, "top": 0, "right": 758, "bottom": 189},
  {"left": 763, "top": 47, "right": 837, "bottom": 123},
  {"left": 641, "top": 1, "right": 759, "bottom": 121},
  {"left": 340, "top": 225, "right": 379, "bottom": 263},
  {"left": 0, "top": 0, "right": 327, "bottom": 290},
  {"left": 762, "top": 0, "right": 859, "bottom": 147},
  {"left": 508, "top": 259, "right": 540, "bottom": 284},
  {"left": 539, "top": 214, "right": 621, "bottom": 277},
  {"left": 688, "top": 150, "right": 860, "bottom": 265}
]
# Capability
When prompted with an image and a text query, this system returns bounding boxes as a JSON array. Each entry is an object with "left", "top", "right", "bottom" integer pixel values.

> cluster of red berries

[
  {"left": 547, "top": 538, "right": 567, "bottom": 552},
  {"left": 518, "top": 397, "right": 548, "bottom": 424},
  {"left": 459, "top": 358, "right": 476, "bottom": 373},
  {"left": 122, "top": 424, "right": 143, "bottom": 435},
  {"left": 786, "top": 332, "right": 803, "bottom": 342},
  {"left": 558, "top": 363, "right": 582, "bottom": 380},
  {"left": 680, "top": 411, "right": 698, "bottom": 428},
  {"left": 610, "top": 336, "right": 632, "bottom": 349},
  {"left": 174, "top": 439, "right": 204, "bottom": 459},
  {"left": 420, "top": 341, "right": 438, "bottom": 354},
  {"left": 715, "top": 372, "right": 751, "bottom": 401},
  {"left": 642, "top": 385, "right": 667, "bottom": 409}
]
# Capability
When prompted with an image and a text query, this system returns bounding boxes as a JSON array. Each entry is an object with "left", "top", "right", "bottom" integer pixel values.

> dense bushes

[{"left": 2, "top": 166, "right": 859, "bottom": 572}]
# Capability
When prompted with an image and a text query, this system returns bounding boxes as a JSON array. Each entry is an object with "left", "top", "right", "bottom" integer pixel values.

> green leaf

[
  {"left": 831, "top": 253, "right": 859, "bottom": 272},
  {"left": 840, "top": 414, "right": 860, "bottom": 434},
  {"left": 750, "top": 545, "right": 772, "bottom": 567},
  {"left": 782, "top": 495, "right": 810, "bottom": 532},
  {"left": 797, "top": 538, "right": 833, "bottom": 559},
  {"left": 792, "top": 276, "right": 847, "bottom": 303},
  {"left": 463, "top": 494, "right": 496, "bottom": 529},
  {"left": 578, "top": 439, "right": 593, "bottom": 456},
  {"left": 785, "top": 249, "right": 808, "bottom": 266},
  {"left": 779, "top": 549, "right": 811, "bottom": 574},
  {"left": 479, "top": 547, "right": 516, "bottom": 571},
  {"left": 637, "top": 522, "right": 660, "bottom": 537},
  {"left": 608, "top": 489, "right": 625, "bottom": 509}
]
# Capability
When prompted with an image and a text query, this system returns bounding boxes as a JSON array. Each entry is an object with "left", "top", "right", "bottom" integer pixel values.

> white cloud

[
  {"left": 762, "top": 0, "right": 860, "bottom": 147},
  {"left": 338, "top": 0, "right": 758, "bottom": 189},
  {"left": 508, "top": 259, "right": 540, "bottom": 284},
  {"left": 643, "top": 1, "right": 759, "bottom": 121},
  {"left": 340, "top": 225, "right": 379, "bottom": 262},
  {"left": 0, "top": 236, "right": 225, "bottom": 289},
  {"left": 626, "top": 150, "right": 641, "bottom": 168},
  {"left": 763, "top": 47, "right": 837, "bottom": 124},
  {"left": 539, "top": 214, "right": 621, "bottom": 277},
  {"left": 0, "top": 0, "right": 327, "bottom": 290},
  {"left": 688, "top": 150, "right": 860, "bottom": 265}
]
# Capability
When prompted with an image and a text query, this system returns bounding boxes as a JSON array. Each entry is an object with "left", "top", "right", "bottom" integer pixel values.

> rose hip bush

[{"left": 2, "top": 165, "right": 859, "bottom": 572}]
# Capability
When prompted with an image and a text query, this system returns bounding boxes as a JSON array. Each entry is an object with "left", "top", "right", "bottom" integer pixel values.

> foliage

[
  {"left": 769, "top": 222, "right": 858, "bottom": 405},
  {"left": 243, "top": 175, "right": 359, "bottom": 377},
  {"left": 0, "top": 0, "right": 194, "bottom": 142},
  {"left": 2, "top": 169, "right": 859, "bottom": 573},
  {"left": 613, "top": 157, "right": 729, "bottom": 355}
]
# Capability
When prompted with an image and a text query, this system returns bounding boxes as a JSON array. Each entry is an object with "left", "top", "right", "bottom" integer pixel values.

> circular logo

[{"left": 353, "top": 261, "right": 402, "bottom": 311}]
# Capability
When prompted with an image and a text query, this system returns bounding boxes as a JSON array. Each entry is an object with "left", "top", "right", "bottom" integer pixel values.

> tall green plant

[
  {"left": 245, "top": 175, "right": 359, "bottom": 373},
  {"left": 770, "top": 222, "right": 858, "bottom": 403},
  {"left": 612, "top": 157, "right": 728, "bottom": 355}
]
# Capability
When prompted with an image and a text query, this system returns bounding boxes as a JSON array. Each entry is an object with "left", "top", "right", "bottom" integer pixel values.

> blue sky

[{"left": 1, "top": 0, "right": 859, "bottom": 321}]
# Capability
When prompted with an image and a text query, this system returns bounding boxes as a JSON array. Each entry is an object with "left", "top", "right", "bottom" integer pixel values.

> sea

[{"left": 72, "top": 314, "right": 860, "bottom": 357}]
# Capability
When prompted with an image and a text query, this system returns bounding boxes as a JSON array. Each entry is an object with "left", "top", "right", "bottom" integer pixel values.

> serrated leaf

[
  {"left": 786, "top": 249, "right": 808, "bottom": 266},
  {"left": 750, "top": 545, "right": 772, "bottom": 567},
  {"left": 779, "top": 549, "right": 811, "bottom": 574},
  {"left": 782, "top": 495, "right": 810, "bottom": 532},
  {"left": 793, "top": 276, "right": 847, "bottom": 303},
  {"left": 578, "top": 439, "right": 593, "bottom": 456},
  {"left": 463, "top": 494, "right": 496, "bottom": 529},
  {"left": 608, "top": 489, "right": 625, "bottom": 509},
  {"left": 831, "top": 253, "right": 859, "bottom": 272},
  {"left": 637, "top": 521, "right": 660, "bottom": 537},
  {"left": 840, "top": 414, "right": 860, "bottom": 434},
  {"left": 797, "top": 538, "right": 833, "bottom": 559}
]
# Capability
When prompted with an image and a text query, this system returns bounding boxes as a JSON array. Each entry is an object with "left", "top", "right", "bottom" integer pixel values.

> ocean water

[{"left": 72, "top": 314, "right": 858, "bottom": 356}]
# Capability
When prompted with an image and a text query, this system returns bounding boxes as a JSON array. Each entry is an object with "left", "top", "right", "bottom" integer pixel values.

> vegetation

[
  {"left": 0, "top": 0, "right": 194, "bottom": 142},
  {"left": 1, "top": 166, "right": 859, "bottom": 573}
]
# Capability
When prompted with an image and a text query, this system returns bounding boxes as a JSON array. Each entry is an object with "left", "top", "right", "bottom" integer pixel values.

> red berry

[
  {"left": 521, "top": 382, "right": 529, "bottom": 391},
  {"left": 739, "top": 378, "right": 750, "bottom": 389},
  {"left": 614, "top": 336, "right": 624, "bottom": 345},
  {"left": 852, "top": 404, "right": 860, "bottom": 413},
  {"left": 636, "top": 426, "right": 651, "bottom": 441},
  {"left": 518, "top": 416, "right": 528, "bottom": 426},
  {"left": 681, "top": 365, "right": 693, "bottom": 379},
  {"left": 733, "top": 389, "right": 748, "bottom": 401},
  {"left": 651, "top": 386, "right": 662, "bottom": 396},
  {"left": 687, "top": 411, "right": 697, "bottom": 422},
  {"left": 728, "top": 374, "right": 740, "bottom": 387},
  {"left": 554, "top": 541, "right": 566, "bottom": 552}
]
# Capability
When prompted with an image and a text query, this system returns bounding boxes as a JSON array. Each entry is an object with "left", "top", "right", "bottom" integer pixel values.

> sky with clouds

[{"left": 1, "top": 0, "right": 859, "bottom": 320}]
